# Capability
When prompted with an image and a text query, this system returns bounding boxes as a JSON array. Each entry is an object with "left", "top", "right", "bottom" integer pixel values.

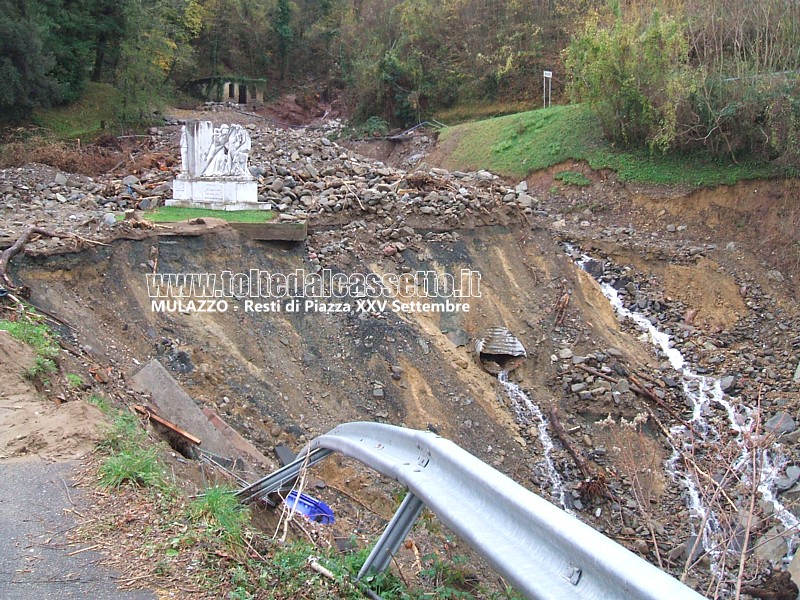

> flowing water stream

[
  {"left": 497, "top": 370, "right": 570, "bottom": 510},
  {"left": 571, "top": 247, "right": 799, "bottom": 577}
]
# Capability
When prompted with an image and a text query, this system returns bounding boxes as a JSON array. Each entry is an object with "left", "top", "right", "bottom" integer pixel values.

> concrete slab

[
  {"left": 132, "top": 359, "right": 240, "bottom": 460},
  {"left": 201, "top": 407, "right": 271, "bottom": 469}
]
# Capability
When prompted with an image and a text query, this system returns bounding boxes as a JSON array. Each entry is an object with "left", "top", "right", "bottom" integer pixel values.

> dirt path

[
  {"left": 0, "top": 460, "right": 156, "bottom": 600},
  {"left": 0, "top": 333, "right": 156, "bottom": 599}
]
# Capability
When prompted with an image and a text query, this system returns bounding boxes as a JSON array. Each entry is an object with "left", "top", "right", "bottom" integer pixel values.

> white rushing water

[
  {"left": 575, "top": 251, "right": 799, "bottom": 574},
  {"left": 497, "top": 370, "right": 570, "bottom": 510}
]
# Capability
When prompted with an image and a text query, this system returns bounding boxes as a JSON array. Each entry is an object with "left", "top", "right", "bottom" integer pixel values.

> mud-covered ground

[{"left": 2, "top": 104, "right": 800, "bottom": 598}]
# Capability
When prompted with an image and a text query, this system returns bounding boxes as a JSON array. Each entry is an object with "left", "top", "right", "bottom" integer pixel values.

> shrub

[
  {"left": 566, "top": 5, "right": 800, "bottom": 166},
  {"left": 565, "top": 11, "right": 691, "bottom": 152}
]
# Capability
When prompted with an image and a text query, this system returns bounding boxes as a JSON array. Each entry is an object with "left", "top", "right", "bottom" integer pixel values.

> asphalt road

[{"left": 0, "top": 460, "right": 156, "bottom": 600}]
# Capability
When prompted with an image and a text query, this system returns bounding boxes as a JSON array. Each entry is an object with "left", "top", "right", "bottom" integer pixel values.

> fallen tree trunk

[
  {"left": 0, "top": 226, "right": 106, "bottom": 290},
  {"left": 0, "top": 227, "right": 63, "bottom": 289},
  {"left": 629, "top": 375, "right": 700, "bottom": 438},
  {"left": 549, "top": 406, "right": 593, "bottom": 479}
]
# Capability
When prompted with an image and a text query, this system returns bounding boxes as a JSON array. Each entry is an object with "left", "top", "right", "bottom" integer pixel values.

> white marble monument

[{"left": 169, "top": 121, "right": 266, "bottom": 211}]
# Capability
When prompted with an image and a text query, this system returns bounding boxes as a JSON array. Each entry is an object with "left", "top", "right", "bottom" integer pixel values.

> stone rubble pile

[
  {"left": 0, "top": 109, "right": 537, "bottom": 259},
  {"left": 247, "top": 124, "right": 526, "bottom": 226}
]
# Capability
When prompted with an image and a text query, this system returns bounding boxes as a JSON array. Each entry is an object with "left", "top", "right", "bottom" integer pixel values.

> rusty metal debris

[
  {"left": 134, "top": 404, "right": 201, "bottom": 457},
  {"left": 474, "top": 326, "right": 526, "bottom": 375}
]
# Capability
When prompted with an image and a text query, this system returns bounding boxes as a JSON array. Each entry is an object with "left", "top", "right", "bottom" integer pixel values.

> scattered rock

[
  {"left": 614, "top": 379, "right": 630, "bottom": 394},
  {"left": 767, "top": 270, "right": 785, "bottom": 283},
  {"left": 754, "top": 527, "right": 788, "bottom": 563},
  {"left": 789, "top": 553, "right": 800, "bottom": 593},
  {"left": 720, "top": 375, "right": 737, "bottom": 393},
  {"left": 765, "top": 412, "right": 797, "bottom": 436}
]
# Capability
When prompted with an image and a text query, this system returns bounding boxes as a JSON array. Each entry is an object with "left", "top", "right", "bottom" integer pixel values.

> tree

[
  {"left": 274, "top": 0, "right": 294, "bottom": 78},
  {"left": 112, "top": 0, "right": 202, "bottom": 121},
  {"left": 565, "top": 10, "right": 692, "bottom": 151},
  {"left": 0, "top": 0, "right": 63, "bottom": 120},
  {"left": 87, "top": 0, "right": 128, "bottom": 82}
]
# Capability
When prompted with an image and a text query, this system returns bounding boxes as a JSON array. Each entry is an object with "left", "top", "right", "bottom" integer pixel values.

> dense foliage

[
  {"left": 1, "top": 0, "right": 798, "bottom": 166},
  {"left": 565, "top": 1, "right": 800, "bottom": 163},
  {"left": 0, "top": 0, "right": 202, "bottom": 122},
  {"left": 0, "top": 0, "right": 86, "bottom": 120},
  {"left": 2, "top": 0, "right": 568, "bottom": 124}
]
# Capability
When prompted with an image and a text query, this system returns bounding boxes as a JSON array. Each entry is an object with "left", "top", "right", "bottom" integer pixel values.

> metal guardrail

[{"left": 237, "top": 422, "right": 705, "bottom": 600}]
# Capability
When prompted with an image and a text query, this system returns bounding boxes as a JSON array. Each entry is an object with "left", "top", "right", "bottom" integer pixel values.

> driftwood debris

[
  {"left": 0, "top": 227, "right": 58, "bottom": 289},
  {"left": 0, "top": 225, "right": 107, "bottom": 291},
  {"left": 549, "top": 406, "right": 593, "bottom": 479},
  {"left": 550, "top": 406, "right": 613, "bottom": 503},
  {"left": 628, "top": 375, "right": 699, "bottom": 438},
  {"left": 573, "top": 363, "right": 699, "bottom": 437},
  {"left": 575, "top": 363, "right": 618, "bottom": 385},
  {"left": 554, "top": 291, "right": 570, "bottom": 326}
]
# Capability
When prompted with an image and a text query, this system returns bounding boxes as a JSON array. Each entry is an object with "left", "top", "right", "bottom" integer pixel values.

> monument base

[{"left": 170, "top": 176, "right": 267, "bottom": 211}]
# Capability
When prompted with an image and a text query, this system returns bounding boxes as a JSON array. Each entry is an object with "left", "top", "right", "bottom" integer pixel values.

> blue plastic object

[{"left": 283, "top": 490, "right": 335, "bottom": 524}]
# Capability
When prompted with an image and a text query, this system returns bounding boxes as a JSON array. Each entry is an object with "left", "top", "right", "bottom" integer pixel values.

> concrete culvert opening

[{"left": 475, "top": 327, "right": 527, "bottom": 375}]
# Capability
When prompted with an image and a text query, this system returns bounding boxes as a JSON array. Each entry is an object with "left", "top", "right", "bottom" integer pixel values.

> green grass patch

[
  {"left": 438, "top": 103, "right": 792, "bottom": 186},
  {"left": 97, "top": 410, "right": 165, "bottom": 489},
  {"left": 25, "top": 356, "right": 57, "bottom": 381},
  {"left": 433, "top": 99, "right": 536, "bottom": 125},
  {"left": 259, "top": 540, "right": 409, "bottom": 599},
  {"left": 98, "top": 445, "right": 165, "bottom": 489},
  {"left": 1, "top": 316, "right": 60, "bottom": 383},
  {"left": 0, "top": 319, "right": 60, "bottom": 358},
  {"left": 554, "top": 170, "right": 591, "bottom": 187},
  {"left": 32, "top": 82, "right": 121, "bottom": 140},
  {"left": 66, "top": 373, "right": 84, "bottom": 388},
  {"left": 186, "top": 486, "right": 250, "bottom": 550},
  {"left": 99, "top": 411, "right": 148, "bottom": 453},
  {"left": 88, "top": 394, "right": 113, "bottom": 414},
  {"left": 138, "top": 206, "right": 275, "bottom": 224},
  {"left": 259, "top": 540, "right": 522, "bottom": 599}
]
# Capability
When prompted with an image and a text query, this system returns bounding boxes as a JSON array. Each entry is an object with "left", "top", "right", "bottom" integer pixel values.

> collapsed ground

[{"left": 1, "top": 104, "right": 799, "bottom": 599}]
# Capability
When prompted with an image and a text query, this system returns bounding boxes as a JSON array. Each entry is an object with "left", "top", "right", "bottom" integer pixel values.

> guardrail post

[
  {"left": 237, "top": 422, "right": 707, "bottom": 599},
  {"left": 235, "top": 447, "right": 333, "bottom": 503},
  {"left": 357, "top": 492, "right": 425, "bottom": 580}
]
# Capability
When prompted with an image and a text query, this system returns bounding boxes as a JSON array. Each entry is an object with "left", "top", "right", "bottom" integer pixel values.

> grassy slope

[
  {"left": 433, "top": 99, "right": 537, "bottom": 124},
  {"left": 438, "top": 104, "right": 790, "bottom": 186},
  {"left": 32, "top": 82, "right": 121, "bottom": 140}
]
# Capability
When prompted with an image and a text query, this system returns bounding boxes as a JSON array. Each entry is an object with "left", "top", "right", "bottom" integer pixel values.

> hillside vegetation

[
  {"left": 438, "top": 104, "right": 794, "bottom": 185},
  {"left": 32, "top": 82, "right": 121, "bottom": 140},
  {"left": 2, "top": 0, "right": 799, "bottom": 171}
]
